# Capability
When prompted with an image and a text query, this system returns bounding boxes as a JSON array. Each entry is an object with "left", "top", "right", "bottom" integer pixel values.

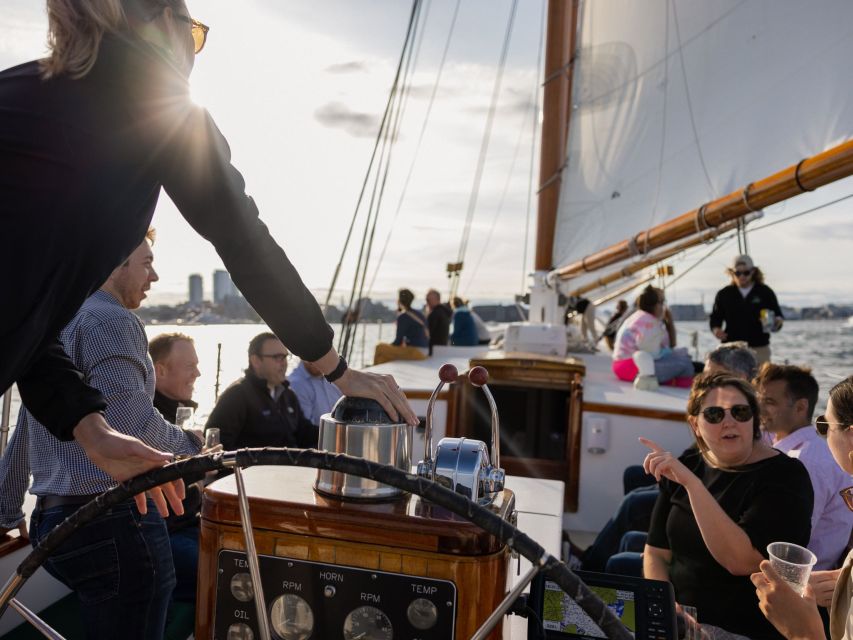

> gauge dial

[
  {"left": 270, "top": 594, "right": 314, "bottom": 640},
  {"left": 230, "top": 572, "right": 254, "bottom": 602},
  {"left": 227, "top": 623, "right": 254, "bottom": 640},
  {"left": 343, "top": 605, "right": 393, "bottom": 640},
  {"left": 407, "top": 597, "right": 438, "bottom": 630}
]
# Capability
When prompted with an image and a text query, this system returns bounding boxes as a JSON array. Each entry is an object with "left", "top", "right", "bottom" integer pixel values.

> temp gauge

[
  {"left": 343, "top": 605, "right": 393, "bottom": 640},
  {"left": 227, "top": 623, "right": 254, "bottom": 640},
  {"left": 270, "top": 594, "right": 314, "bottom": 640}
]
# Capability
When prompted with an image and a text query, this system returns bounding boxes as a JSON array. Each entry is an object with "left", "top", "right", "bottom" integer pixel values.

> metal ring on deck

[{"left": 794, "top": 159, "right": 815, "bottom": 193}]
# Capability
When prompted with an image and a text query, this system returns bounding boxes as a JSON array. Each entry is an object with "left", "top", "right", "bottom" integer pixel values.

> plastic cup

[{"left": 767, "top": 542, "right": 817, "bottom": 595}]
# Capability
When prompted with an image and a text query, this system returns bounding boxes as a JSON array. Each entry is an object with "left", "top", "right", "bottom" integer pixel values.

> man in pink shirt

[{"left": 757, "top": 363, "right": 853, "bottom": 571}]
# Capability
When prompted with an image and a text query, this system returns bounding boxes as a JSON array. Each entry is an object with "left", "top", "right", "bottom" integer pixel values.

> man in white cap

[{"left": 709, "top": 255, "right": 784, "bottom": 364}]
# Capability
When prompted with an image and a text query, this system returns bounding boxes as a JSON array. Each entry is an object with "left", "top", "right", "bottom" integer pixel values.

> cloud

[
  {"left": 314, "top": 102, "right": 379, "bottom": 137},
  {"left": 325, "top": 60, "right": 368, "bottom": 74}
]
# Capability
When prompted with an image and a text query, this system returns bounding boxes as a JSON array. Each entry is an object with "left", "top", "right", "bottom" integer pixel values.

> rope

[
  {"left": 521, "top": 0, "right": 547, "bottom": 293},
  {"left": 450, "top": 0, "right": 519, "bottom": 300},
  {"left": 325, "top": 0, "right": 422, "bottom": 312},
  {"left": 6, "top": 449, "right": 633, "bottom": 640},
  {"left": 338, "top": 0, "right": 424, "bottom": 358},
  {"left": 365, "top": 0, "right": 462, "bottom": 298}
]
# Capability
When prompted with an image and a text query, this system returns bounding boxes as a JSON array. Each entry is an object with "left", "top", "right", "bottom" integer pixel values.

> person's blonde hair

[{"left": 41, "top": 0, "right": 129, "bottom": 79}]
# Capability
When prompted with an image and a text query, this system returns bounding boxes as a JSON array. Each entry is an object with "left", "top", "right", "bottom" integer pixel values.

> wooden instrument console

[{"left": 197, "top": 466, "right": 514, "bottom": 639}]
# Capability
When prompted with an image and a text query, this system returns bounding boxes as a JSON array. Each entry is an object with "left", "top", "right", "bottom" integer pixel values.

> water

[{"left": 4, "top": 319, "right": 853, "bottom": 423}]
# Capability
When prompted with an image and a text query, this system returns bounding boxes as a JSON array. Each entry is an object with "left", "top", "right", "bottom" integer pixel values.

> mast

[
  {"left": 529, "top": 0, "right": 579, "bottom": 324},
  {"left": 534, "top": 0, "right": 579, "bottom": 271},
  {"left": 554, "top": 139, "right": 853, "bottom": 281}
]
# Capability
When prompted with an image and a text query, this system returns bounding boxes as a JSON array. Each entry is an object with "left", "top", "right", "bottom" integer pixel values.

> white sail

[{"left": 553, "top": 0, "right": 853, "bottom": 277}]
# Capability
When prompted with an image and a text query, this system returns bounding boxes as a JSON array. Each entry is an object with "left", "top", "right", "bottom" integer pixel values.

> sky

[{"left": 3, "top": 0, "right": 852, "bottom": 310}]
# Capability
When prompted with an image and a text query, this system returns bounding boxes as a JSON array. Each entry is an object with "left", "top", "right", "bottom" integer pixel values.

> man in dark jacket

[
  {"left": 425, "top": 289, "right": 452, "bottom": 354},
  {"left": 709, "top": 255, "right": 784, "bottom": 365},
  {"left": 207, "top": 333, "right": 318, "bottom": 451}
]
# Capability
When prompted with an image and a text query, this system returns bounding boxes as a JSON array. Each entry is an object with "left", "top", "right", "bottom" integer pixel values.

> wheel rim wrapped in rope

[{"left": 0, "top": 448, "right": 632, "bottom": 640}]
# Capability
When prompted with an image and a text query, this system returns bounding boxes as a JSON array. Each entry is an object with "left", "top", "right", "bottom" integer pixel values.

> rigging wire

[
  {"left": 463, "top": 79, "right": 534, "bottom": 297},
  {"left": 334, "top": 0, "right": 423, "bottom": 357},
  {"left": 449, "top": 0, "right": 519, "bottom": 301},
  {"left": 341, "top": 12, "right": 424, "bottom": 360},
  {"left": 324, "top": 0, "right": 423, "bottom": 311},
  {"left": 671, "top": 0, "right": 715, "bottom": 198},
  {"left": 521, "top": 0, "right": 547, "bottom": 293},
  {"left": 646, "top": 0, "right": 671, "bottom": 238},
  {"left": 365, "top": 0, "right": 462, "bottom": 297},
  {"left": 749, "top": 192, "right": 853, "bottom": 232}
]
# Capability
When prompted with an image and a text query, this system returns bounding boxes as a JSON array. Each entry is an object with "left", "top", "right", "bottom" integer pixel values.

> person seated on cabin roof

[
  {"left": 752, "top": 375, "right": 853, "bottom": 640},
  {"left": 642, "top": 373, "right": 813, "bottom": 640},
  {"left": 424, "top": 288, "right": 452, "bottom": 354},
  {"left": 704, "top": 341, "right": 759, "bottom": 379},
  {"left": 756, "top": 364, "right": 853, "bottom": 572},
  {"left": 287, "top": 358, "right": 343, "bottom": 427},
  {"left": 450, "top": 297, "right": 479, "bottom": 346},
  {"left": 566, "top": 295, "right": 598, "bottom": 346},
  {"left": 0, "top": 234, "right": 200, "bottom": 639},
  {"left": 205, "top": 333, "right": 318, "bottom": 451},
  {"left": 581, "top": 342, "right": 760, "bottom": 575},
  {"left": 392, "top": 288, "right": 430, "bottom": 349},
  {"left": 611, "top": 285, "right": 694, "bottom": 391},
  {"left": 601, "top": 299, "right": 629, "bottom": 350},
  {"left": 149, "top": 332, "right": 205, "bottom": 632}
]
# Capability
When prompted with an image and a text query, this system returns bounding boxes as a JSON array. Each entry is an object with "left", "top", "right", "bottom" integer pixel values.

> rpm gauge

[
  {"left": 343, "top": 605, "right": 393, "bottom": 640},
  {"left": 270, "top": 594, "right": 314, "bottom": 640}
]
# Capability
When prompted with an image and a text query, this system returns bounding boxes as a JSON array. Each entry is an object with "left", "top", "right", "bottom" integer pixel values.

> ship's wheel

[{"left": 0, "top": 449, "right": 632, "bottom": 640}]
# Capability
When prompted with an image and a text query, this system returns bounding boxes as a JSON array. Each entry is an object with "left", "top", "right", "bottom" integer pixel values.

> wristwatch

[{"left": 324, "top": 355, "right": 348, "bottom": 383}]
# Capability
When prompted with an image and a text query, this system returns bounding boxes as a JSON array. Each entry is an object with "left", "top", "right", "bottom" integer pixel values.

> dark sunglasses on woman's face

[
  {"left": 734, "top": 270, "right": 753, "bottom": 277},
  {"left": 699, "top": 404, "right": 753, "bottom": 424},
  {"left": 815, "top": 414, "right": 849, "bottom": 436}
]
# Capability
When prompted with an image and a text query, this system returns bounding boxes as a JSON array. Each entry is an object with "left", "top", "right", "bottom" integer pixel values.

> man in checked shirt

[{"left": 0, "top": 231, "right": 200, "bottom": 639}]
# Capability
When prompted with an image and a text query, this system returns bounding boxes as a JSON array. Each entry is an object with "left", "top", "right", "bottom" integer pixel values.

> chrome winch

[{"left": 417, "top": 364, "right": 505, "bottom": 504}]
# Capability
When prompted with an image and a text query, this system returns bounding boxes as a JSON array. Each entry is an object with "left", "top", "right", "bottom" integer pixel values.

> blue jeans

[
  {"left": 581, "top": 485, "right": 660, "bottom": 572},
  {"left": 30, "top": 499, "right": 176, "bottom": 640},
  {"left": 654, "top": 349, "right": 695, "bottom": 383},
  {"left": 169, "top": 524, "right": 199, "bottom": 604}
]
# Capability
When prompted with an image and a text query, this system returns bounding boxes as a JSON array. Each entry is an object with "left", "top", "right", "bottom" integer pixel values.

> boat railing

[{"left": 0, "top": 388, "right": 11, "bottom": 457}]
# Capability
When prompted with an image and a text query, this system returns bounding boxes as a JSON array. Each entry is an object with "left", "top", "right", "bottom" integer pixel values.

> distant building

[
  {"left": 213, "top": 269, "right": 236, "bottom": 304},
  {"left": 188, "top": 274, "right": 203, "bottom": 306}
]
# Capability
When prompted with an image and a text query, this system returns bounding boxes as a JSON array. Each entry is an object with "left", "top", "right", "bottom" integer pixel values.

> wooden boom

[
  {"left": 566, "top": 217, "right": 749, "bottom": 297},
  {"left": 554, "top": 138, "right": 853, "bottom": 280}
]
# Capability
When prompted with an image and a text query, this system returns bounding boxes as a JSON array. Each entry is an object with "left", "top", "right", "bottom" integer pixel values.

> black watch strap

[{"left": 324, "top": 355, "right": 348, "bottom": 383}]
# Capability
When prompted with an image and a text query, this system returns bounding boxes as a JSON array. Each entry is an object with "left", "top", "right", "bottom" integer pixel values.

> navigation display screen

[{"left": 542, "top": 579, "right": 636, "bottom": 638}]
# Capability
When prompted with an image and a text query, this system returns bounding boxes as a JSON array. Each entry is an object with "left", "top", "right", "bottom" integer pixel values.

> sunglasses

[
  {"left": 173, "top": 14, "right": 209, "bottom": 54},
  {"left": 815, "top": 414, "right": 849, "bottom": 436},
  {"left": 734, "top": 269, "right": 753, "bottom": 277},
  {"left": 698, "top": 404, "right": 753, "bottom": 424},
  {"left": 260, "top": 354, "right": 289, "bottom": 363},
  {"left": 840, "top": 486, "right": 853, "bottom": 513}
]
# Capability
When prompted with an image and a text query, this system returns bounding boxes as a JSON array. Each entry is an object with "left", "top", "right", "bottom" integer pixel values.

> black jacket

[
  {"left": 153, "top": 390, "right": 201, "bottom": 532},
  {"left": 0, "top": 35, "right": 332, "bottom": 440},
  {"left": 427, "top": 304, "right": 452, "bottom": 351},
  {"left": 206, "top": 369, "right": 318, "bottom": 451},
  {"left": 709, "top": 283, "right": 783, "bottom": 347}
]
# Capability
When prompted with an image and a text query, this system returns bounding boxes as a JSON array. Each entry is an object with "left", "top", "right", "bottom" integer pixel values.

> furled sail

[{"left": 553, "top": 0, "right": 853, "bottom": 281}]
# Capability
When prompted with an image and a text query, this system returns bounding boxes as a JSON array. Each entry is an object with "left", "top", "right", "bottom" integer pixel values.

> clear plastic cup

[{"left": 767, "top": 542, "right": 817, "bottom": 595}]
